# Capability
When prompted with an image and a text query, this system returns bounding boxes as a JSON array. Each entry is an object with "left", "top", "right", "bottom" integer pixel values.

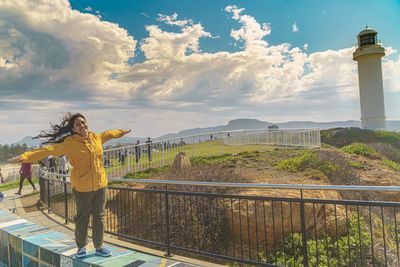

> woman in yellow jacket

[{"left": 8, "top": 113, "right": 131, "bottom": 258}]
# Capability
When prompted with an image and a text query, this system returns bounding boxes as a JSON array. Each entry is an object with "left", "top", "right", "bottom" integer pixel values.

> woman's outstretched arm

[
  {"left": 99, "top": 129, "right": 131, "bottom": 144},
  {"left": 8, "top": 143, "right": 68, "bottom": 163}
]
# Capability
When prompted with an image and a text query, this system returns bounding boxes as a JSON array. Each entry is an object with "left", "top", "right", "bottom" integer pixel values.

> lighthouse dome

[
  {"left": 357, "top": 27, "right": 378, "bottom": 47},
  {"left": 357, "top": 27, "right": 377, "bottom": 37}
]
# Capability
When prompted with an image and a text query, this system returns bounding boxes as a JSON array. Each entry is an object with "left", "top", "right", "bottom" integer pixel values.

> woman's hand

[
  {"left": 122, "top": 130, "right": 131, "bottom": 136},
  {"left": 8, "top": 156, "right": 22, "bottom": 163}
]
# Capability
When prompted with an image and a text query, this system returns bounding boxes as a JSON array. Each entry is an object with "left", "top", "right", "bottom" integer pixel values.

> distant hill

[
  {"left": 156, "top": 119, "right": 400, "bottom": 141},
  {"left": 16, "top": 136, "right": 41, "bottom": 147}
]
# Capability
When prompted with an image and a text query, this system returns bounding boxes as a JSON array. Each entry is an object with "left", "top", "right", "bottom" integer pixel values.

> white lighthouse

[{"left": 353, "top": 27, "right": 386, "bottom": 130}]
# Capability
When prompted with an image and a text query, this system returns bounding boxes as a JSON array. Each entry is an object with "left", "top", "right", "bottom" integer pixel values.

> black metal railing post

[
  {"left": 300, "top": 189, "right": 309, "bottom": 267},
  {"left": 164, "top": 185, "right": 172, "bottom": 257},
  {"left": 63, "top": 177, "right": 68, "bottom": 224},
  {"left": 47, "top": 179, "right": 51, "bottom": 213}
]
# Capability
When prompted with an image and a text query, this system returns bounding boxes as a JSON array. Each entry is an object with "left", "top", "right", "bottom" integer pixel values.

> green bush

[
  {"left": 277, "top": 152, "right": 342, "bottom": 177},
  {"left": 269, "top": 215, "right": 371, "bottom": 267},
  {"left": 348, "top": 161, "right": 363, "bottom": 169},
  {"left": 341, "top": 143, "right": 382, "bottom": 159},
  {"left": 321, "top": 128, "right": 400, "bottom": 150},
  {"left": 276, "top": 151, "right": 317, "bottom": 172},
  {"left": 382, "top": 159, "right": 400, "bottom": 171}
]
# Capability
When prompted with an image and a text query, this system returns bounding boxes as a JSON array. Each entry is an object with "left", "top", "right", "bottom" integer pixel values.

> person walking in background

[
  {"left": 0, "top": 167, "right": 4, "bottom": 183},
  {"left": 48, "top": 156, "right": 56, "bottom": 173},
  {"left": 0, "top": 168, "right": 4, "bottom": 201},
  {"left": 145, "top": 137, "right": 152, "bottom": 162},
  {"left": 120, "top": 148, "right": 127, "bottom": 165},
  {"left": 15, "top": 162, "right": 36, "bottom": 195},
  {"left": 58, "top": 155, "right": 69, "bottom": 178},
  {"left": 8, "top": 112, "right": 131, "bottom": 258},
  {"left": 134, "top": 140, "right": 141, "bottom": 164}
]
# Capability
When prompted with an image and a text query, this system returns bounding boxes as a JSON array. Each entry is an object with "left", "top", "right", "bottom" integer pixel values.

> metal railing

[
  {"left": 0, "top": 165, "right": 39, "bottom": 183},
  {"left": 39, "top": 172, "right": 400, "bottom": 267},
  {"left": 103, "top": 128, "right": 320, "bottom": 179}
]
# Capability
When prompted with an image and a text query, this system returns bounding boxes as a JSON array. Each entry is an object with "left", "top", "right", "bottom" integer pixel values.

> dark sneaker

[
  {"left": 76, "top": 247, "right": 87, "bottom": 258},
  {"left": 95, "top": 247, "right": 112, "bottom": 257}
]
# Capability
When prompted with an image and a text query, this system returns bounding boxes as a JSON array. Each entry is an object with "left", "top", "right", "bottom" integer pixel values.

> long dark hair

[{"left": 33, "top": 113, "right": 86, "bottom": 144}]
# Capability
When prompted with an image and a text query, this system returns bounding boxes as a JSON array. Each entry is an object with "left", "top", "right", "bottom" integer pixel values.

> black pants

[{"left": 18, "top": 175, "right": 36, "bottom": 192}]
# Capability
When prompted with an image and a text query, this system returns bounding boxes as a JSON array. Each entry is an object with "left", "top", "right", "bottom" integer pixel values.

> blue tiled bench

[{"left": 0, "top": 209, "right": 187, "bottom": 267}]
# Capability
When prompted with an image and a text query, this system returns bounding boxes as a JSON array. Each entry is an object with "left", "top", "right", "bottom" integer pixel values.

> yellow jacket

[{"left": 20, "top": 130, "right": 128, "bottom": 192}]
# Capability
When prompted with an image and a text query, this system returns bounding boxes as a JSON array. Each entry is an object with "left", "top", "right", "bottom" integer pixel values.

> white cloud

[
  {"left": 157, "top": 13, "right": 192, "bottom": 27},
  {"left": 0, "top": 0, "right": 136, "bottom": 100},
  {"left": 84, "top": 6, "right": 92, "bottom": 12},
  {"left": 225, "top": 5, "right": 271, "bottom": 50},
  {"left": 1, "top": 1, "right": 400, "bottom": 144},
  {"left": 292, "top": 22, "right": 299, "bottom": 33}
]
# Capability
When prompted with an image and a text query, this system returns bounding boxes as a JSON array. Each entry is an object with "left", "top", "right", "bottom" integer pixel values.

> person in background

[
  {"left": 146, "top": 137, "right": 152, "bottom": 162},
  {"left": 0, "top": 168, "right": 4, "bottom": 201},
  {"left": 135, "top": 140, "right": 141, "bottom": 163},
  {"left": 120, "top": 148, "right": 126, "bottom": 165},
  {"left": 0, "top": 167, "right": 4, "bottom": 183},
  {"left": 48, "top": 156, "right": 56, "bottom": 173},
  {"left": 58, "top": 155, "right": 69, "bottom": 178},
  {"left": 8, "top": 112, "right": 131, "bottom": 258},
  {"left": 15, "top": 162, "right": 36, "bottom": 195}
]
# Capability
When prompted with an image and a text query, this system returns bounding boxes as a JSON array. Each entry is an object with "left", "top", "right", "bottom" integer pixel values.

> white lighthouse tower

[{"left": 353, "top": 27, "right": 386, "bottom": 130}]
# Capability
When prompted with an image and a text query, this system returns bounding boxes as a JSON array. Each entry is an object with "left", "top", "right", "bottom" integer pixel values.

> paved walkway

[{"left": 0, "top": 186, "right": 222, "bottom": 267}]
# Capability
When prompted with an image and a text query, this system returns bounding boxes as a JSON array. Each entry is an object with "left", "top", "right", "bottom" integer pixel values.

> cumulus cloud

[
  {"left": 1, "top": 1, "right": 400, "bottom": 144},
  {"left": 0, "top": 0, "right": 136, "bottom": 102}
]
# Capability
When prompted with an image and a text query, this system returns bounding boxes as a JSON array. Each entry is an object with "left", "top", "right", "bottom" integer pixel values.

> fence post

[
  {"left": 164, "top": 185, "right": 172, "bottom": 257},
  {"left": 47, "top": 179, "right": 51, "bottom": 214},
  {"left": 63, "top": 177, "right": 68, "bottom": 224},
  {"left": 300, "top": 189, "right": 309, "bottom": 267}
]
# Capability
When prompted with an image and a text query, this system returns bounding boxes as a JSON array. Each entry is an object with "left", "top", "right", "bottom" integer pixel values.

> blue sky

[
  {"left": 1, "top": 0, "right": 400, "bottom": 144},
  {"left": 69, "top": 0, "right": 400, "bottom": 54}
]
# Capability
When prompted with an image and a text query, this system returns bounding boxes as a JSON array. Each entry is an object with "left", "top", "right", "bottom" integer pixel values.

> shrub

[
  {"left": 270, "top": 215, "right": 371, "bottom": 267},
  {"left": 276, "top": 151, "right": 317, "bottom": 172},
  {"left": 382, "top": 159, "right": 400, "bottom": 171},
  {"left": 341, "top": 143, "right": 382, "bottom": 159},
  {"left": 348, "top": 161, "right": 363, "bottom": 169},
  {"left": 370, "top": 143, "right": 400, "bottom": 163}
]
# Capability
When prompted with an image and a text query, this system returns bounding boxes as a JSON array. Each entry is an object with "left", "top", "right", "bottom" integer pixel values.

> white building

[{"left": 353, "top": 27, "right": 386, "bottom": 130}]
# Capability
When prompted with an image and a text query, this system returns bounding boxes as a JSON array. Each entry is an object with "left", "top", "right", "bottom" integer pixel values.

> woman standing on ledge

[{"left": 8, "top": 113, "right": 131, "bottom": 258}]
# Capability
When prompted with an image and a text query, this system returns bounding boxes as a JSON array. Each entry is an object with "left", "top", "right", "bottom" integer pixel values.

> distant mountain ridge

[
  {"left": 15, "top": 119, "right": 400, "bottom": 146},
  {"left": 155, "top": 119, "right": 400, "bottom": 140}
]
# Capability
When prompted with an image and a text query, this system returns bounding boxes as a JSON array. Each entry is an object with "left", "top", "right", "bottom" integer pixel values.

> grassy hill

[{"left": 112, "top": 128, "right": 400, "bottom": 202}]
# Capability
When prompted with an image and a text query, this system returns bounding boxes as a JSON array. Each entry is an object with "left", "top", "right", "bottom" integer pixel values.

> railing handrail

[
  {"left": 103, "top": 128, "right": 320, "bottom": 152},
  {"left": 109, "top": 178, "right": 400, "bottom": 192}
]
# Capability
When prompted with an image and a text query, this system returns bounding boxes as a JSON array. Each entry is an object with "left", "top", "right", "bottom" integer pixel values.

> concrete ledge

[{"left": 0, "top": 209, "right": 198, "bottom": 267}]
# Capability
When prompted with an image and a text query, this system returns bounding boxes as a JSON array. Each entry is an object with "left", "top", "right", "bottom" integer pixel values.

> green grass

[
  {"left": 341, "top": 143, "right": 382, "bottom": 159},
  {"left": 105, "top": 141, "right": 272, "bottom": 177}
]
